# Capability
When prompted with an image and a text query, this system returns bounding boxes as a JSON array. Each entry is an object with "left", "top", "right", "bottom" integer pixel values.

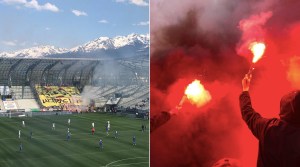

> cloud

[
  {"left": 1, "top": 0, "right": 60, "bottom": 12},
  {"left": 134, "top": 21, "right": 149, "bottom": 26},
  {"left": 1, "top": 0, "right": 26, "bottom": 4},
  {"left": 45, "top": 27, "right": 51, "bottom": 31},
  {"left": 41, "top": 2, "right": 59, "bottom": 12},
  {"left": 98, "top": 19, "right": 108, "bottom": 24},
  {"left": 115, "top": 0, "right": 148, "bottom": 6},
  {"left": 1, "top": 40, "right": 28, "bottom": 47},
  {"left": 129, "top": 0, "right": 148, "bottom": 6},
  {"left": 72, "top": 9, "right": 87, "bottom": 16},
  {"left": 1, "top": 40, "right": 17, "bottom": 46}
]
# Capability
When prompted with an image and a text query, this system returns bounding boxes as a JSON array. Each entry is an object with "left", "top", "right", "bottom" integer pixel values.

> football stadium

[{"left": 0, "top": 56, "right": 149, "bottom": 167}]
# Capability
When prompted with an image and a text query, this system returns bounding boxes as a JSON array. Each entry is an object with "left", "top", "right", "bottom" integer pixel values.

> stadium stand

[
  {"left": 15, "top": 99, "right": 40, "bottom": 112},
  {"left": 0, "top": 99, "right": 5, "bottom": 112},
  {"left": 0, "top": 56, "right": 149, "bottom": 117}
]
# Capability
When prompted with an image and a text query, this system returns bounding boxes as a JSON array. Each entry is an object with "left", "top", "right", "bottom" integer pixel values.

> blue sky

[{"left": 0, "top": 0, "right": 149, "bottom": 52}]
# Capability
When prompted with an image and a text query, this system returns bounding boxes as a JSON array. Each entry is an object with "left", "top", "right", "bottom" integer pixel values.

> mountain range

[{"left": 0, "top": 34, "right": 149, "bottom": 59}]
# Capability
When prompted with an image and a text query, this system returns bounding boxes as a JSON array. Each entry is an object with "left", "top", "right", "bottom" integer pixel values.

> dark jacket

[
  {"left": 150, "top": 111, "right": 171, "bottom": 133},
  {"left": 239, "top": 91, "right": 300, "bottom": 167}
]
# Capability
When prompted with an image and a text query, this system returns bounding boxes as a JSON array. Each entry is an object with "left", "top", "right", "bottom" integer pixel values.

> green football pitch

[{"left": 0, "top": 113, "right": 149, "bottom": 167}]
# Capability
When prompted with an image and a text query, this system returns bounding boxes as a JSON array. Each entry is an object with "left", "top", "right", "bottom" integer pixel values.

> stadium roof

[{"left": 0, "top": 56, "right": 149, "bottom": 86}]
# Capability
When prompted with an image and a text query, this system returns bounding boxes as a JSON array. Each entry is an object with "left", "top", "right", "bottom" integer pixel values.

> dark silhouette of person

[
  {"left": 150, "top": 111, "right": 173, "bottom": 133},
  {"left": 240, "top": 74, "right": 300, "bottom": 167},
  {"left": 150, "top": 96, "right": 186, "bottom": 133}
]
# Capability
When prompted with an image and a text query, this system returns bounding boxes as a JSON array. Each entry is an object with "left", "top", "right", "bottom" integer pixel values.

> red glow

[{"left": 151, "top": 2, "right": 300, "bottom": 166}]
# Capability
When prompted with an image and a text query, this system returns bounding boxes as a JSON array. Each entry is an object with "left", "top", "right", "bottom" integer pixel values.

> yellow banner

[{"left": 35, "top": 86, "right": 82, "bottom": 107}]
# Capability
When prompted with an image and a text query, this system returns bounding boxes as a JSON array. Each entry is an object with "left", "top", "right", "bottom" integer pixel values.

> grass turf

[{"left": 0, "top": 113, "right": 149, "bottom": 167}]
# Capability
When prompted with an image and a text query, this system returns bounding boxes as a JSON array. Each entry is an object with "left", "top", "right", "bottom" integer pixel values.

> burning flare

[
  {"left": 184, "top": 80, "right": 211, "bottom": 108},
  {"left": 249, "top": 42, "right": 266, "bottom": 63}
]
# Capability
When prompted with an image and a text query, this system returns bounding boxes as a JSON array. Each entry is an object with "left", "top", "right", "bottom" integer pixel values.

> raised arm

[
  {"left": 150, "top": 96, "right": 186, "bottom": 133},
  {"left": 239, "top": 74, "right": 271, "bottom": 140},
  {"left": 150, "top": 111, "right": 172, "bottom": 133}
]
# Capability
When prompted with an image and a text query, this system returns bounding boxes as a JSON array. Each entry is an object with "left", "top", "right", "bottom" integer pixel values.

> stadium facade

[{"left": 0, "top": 56, "right": 149, "bottom": 116}]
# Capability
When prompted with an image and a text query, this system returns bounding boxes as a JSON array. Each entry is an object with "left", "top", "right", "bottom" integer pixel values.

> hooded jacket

[{"left": 239, "top": 91, "right": 300, "bottom": 167}]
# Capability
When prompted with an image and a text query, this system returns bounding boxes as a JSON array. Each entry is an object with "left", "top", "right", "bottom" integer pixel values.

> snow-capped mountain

[
  {"left": 0, "top": 45, "right": 68, "bottom": 58},
  {"left": 70, "top": 34, "right": 149, "bottom": 53},
  {"left": 0, "top": 34, "right": 149, "bottom": 58}
]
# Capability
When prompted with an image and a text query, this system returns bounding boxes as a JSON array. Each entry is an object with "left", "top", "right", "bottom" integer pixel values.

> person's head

[
  {"left": 212, "top": 158, "right": 241, "bottom": 167},
  {"left": 279, "top": 90, "right": 300, "bottom": 126}
]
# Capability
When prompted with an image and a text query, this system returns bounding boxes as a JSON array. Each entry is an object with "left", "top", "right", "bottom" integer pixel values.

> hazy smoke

[
  {"left": 237, "top": 11, "right": 273, "bottom": 60},
  {"left": 80, "top": 60, "right": 122, "bottom": 105},
  {"left": 151, "top": 0, "right": 300, "bottom": 166}
]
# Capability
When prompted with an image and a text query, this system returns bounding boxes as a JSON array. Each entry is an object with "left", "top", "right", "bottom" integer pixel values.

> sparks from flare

[
  {"left": 249, "top": 42, "right": 266, "bottom": 63},
  {"left": 184, "top": 80, "right": 211, "bottom": 108}
]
